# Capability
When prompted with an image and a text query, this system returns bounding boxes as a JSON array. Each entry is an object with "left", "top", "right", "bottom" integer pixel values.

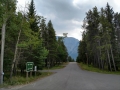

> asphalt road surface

[{"left": 2, "top": 62, "right": 120, "bottom": 90}]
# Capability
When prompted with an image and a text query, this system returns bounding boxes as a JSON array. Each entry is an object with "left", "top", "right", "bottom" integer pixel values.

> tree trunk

[
  {"left": 14, "top": 49, "right": 21, "bottom": 75},
  {"left": 105, "top": 41, "right": 112, "bottom": 71},
  {"left": 0, "top": 21, "right": 7, "bottom": 84},
  {"left": 110, "top": 45, "right": 116, "bottom": 71},
  {"left": 10, "top": 29, "right": 21, "bottom": 80},
  {"left": 101, "top": 60, "right": 104, "bottom": 70},
  {"left": 106, "top": 49, "right": 112, "bottom": 71},
  {"left": 98, "top": 40, "right": 102, "bottom": 69}
]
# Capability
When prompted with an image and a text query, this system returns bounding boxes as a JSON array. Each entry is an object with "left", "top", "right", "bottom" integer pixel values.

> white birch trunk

[
  {"left": 0, "top": 21, "right": 7, "bottom": 84},
  {"left": 10, "top": 29, "right": 21, "bottom": 79},
  {"left": 110, "top": 45, "right": 116, "bottom": 71}
]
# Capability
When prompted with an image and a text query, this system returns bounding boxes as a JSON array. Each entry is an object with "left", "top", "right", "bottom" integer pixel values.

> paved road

[{"left": 2, "top": 62, "right": 120, "bottom": 90}]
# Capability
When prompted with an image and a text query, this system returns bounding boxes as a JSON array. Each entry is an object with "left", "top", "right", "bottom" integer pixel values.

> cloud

[
  {"left": 44, "top": 13, "right": 56, "bottom": 20},
  {"left": 68, "top": 28, "right": 82, "bottom": 40},
  {"left": 17, "top": 0, "right": 30, "bottom": 11},
  {"left": 17, "top": 0, "right": 120, "bottom": 40},
  {"left": 112, "top": 0, "right": 120, "bottom": 12}
]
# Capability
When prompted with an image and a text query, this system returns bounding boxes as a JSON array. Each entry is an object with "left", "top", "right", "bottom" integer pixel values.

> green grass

[
  {"left": 43, "top": 62, "right": 68, "bottom": 70},
  {"left": 78, "top": 63, "right": 120, "bottom": 75},
  {"left": 0, "top": 62, "right": 68, "bottom": 88},
  {"left": 0, "top": 72, "right": 53, "bottom": 88}
]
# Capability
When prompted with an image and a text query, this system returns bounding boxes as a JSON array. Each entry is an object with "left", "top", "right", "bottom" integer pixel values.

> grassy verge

[
  {"left": 78, "top": 62, "right": 120, "bottom": 75},
  {"left": 0, "top": 62, "right": 69, "bottom": 88},
  {"left": 43, "top": 62, "right": 68, "bottom": 70},
  {"left": 0, "top": 72, "right": 53, "bottom": 88}
]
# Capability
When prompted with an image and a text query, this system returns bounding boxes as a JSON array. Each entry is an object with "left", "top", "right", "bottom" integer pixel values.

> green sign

[{"left": 26, "top": 62, "right": 34, "bottom": 72}]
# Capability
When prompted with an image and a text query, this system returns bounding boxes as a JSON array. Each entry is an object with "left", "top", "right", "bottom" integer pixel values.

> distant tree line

[
  {"left": 0, "top": 0, "right": 68, "bottom": 79},
  {"left": 77, "top": 3, "right": 120, "bottom": 71},
  {"left": 68, "top": 56, "right": 74, "bottom": 62}
]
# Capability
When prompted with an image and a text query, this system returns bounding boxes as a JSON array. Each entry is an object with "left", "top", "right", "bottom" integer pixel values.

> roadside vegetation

[
  {"left": 0, "top": 0, "right": 68, "bottom": 86},
  {"left": 0, "top": 62, "right": 67, "bottom": 88},
  {"left": 77, "top": 3, "right": 120, "bottom": 72},
  {"left": 78, "top": 63, "right": 120, "bottom": 75},
  {"left": 43, "top": 62, "right": 69, "bottom": 70},
  {"left": 0, "top": 72, "right": 53, "bottom": 88}
]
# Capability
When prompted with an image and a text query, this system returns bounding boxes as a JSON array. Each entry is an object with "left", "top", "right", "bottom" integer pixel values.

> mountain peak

[{"left": 56, "top": 36, "right": 79, "bottom": 60}]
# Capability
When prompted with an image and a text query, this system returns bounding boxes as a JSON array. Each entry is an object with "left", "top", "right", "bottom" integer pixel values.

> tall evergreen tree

[
  {"left": 47, "top": 20, "right": 57, "bottom": 67},
  {"left": 27, "top": 0, "right": 39, "bottom": 32},
  {"left": 113, "top": 13, "right": 120, "bottom": 67},
  {"left": 105, "top": 3, "right": 116, "bottom": 71},
  {"left": 25, "top": 0, "right": 48, "bottom": 70},
  {"left": 78, "top": 3, "right": 119, "bottom": 71},
  {"left": 57, "top": 37, "right": 68, "bottom": 63}
]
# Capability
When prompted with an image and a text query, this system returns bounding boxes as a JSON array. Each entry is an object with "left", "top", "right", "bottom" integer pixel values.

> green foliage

[
  {"left": 27, "top": 0, "right": 39, "bottom": 32},
  {"left": 44, "top": 62, "right": 68, "bottom": 70},
  {"left": 57, "top": 37, "right": 68, "bottom": 63},
  {"left": 78, "top": 3, "right": 120, "bottom": 71},
  {"left": 0, "top": 0, "right": 69, "bottom": 83},
  {"left": 2, "top": 0, "right": 19, "bottom": 71},
  {"left": 78, "top": 63, "right": 120, "bottom": 75},
  {"left": 0, "top": 72, "right": 53, "bottom": 87},
  {"left": 32, "top": 42, "right": 49, "bottom": 69},
  {"left": 68, "top": 56, "right": 74, "bottom": 62},
  {"left": 46, "top": 20, "right": 58, "bottom": 67}
]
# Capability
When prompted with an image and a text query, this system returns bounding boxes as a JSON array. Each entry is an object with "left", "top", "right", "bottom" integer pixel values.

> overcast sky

[{"left": 17, "top": 0, "right": 120, "bottom": 40}]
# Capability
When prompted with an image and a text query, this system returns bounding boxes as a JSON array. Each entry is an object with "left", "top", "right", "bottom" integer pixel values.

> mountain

[
  {"left": 63, "top": 37, "right": 79, "bottom": 60},
  {"left": 57, "top": 36, "right": 79, "bottom": 60}
]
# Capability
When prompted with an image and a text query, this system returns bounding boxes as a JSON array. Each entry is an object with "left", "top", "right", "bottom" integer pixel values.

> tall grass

[
  {"left": 43, "top": 62, "right": 68, "bottom": 70},
  {"left": 78, "top": 63, "right": 120, "bottom": 75},
  {"left": 0, "top": 72, "right": 53, "bottom": 88}
]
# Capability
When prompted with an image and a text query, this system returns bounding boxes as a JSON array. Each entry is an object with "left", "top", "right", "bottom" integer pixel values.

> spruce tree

[
  {"left": 27, "top": 0, "right": 39, "bottom": 32},
  {"left": 79, "top": 3, "right": 120, "bottom": 71},
  {"left": 105, "top": 3, "right": 116, "bottom": 71},
  {"left": 57, "top": 37, "right": 68, "bottom": 63},
  {"left": 47, "top": 20, "right": 57, "bottom": 67}
]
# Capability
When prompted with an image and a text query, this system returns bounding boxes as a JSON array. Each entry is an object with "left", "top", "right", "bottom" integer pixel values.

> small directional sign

[{"left": 26, "top": 62, "right": 34, "bottom": 72}]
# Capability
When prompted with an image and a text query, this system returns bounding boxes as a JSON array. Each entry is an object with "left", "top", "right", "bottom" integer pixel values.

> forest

[
  {"left": 0, "top": 0, "right": 68, "bottom": 81},
  {"left": 77, "top": 3, "right": 120, "bottom": 71}
]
